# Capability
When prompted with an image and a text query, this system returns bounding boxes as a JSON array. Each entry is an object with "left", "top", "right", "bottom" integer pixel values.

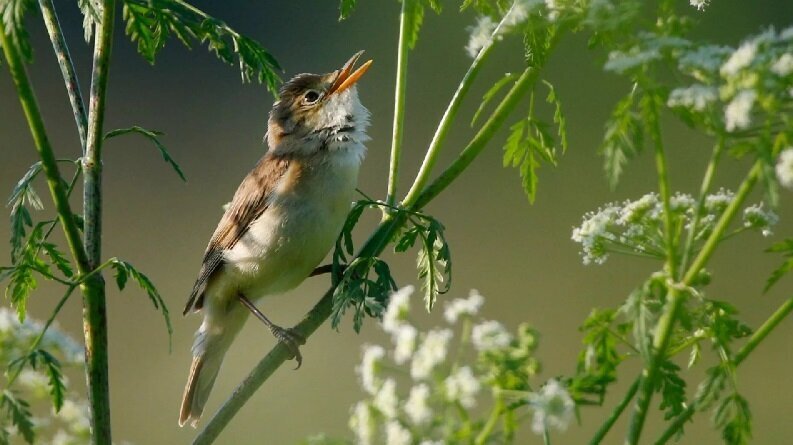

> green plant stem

[
  {"left": 655, "top": 296, "right": 793, "bottom": 444},
  {"left": 407, "top": 65, "right": 539, "bottom": 210},
  {"left": 38, "top": 0, "right": 88, "bottom": 153},
  {"left": 679, "top": 137, "right": 724, "bottom": 276},
  {"left": 589, "top": 377, "right": 641, "bottom": 445},
  {"left": 6, "top": 285, "right": 77, "bottom": 387},
  {"left": 627, "top": 159, "right": 764, "bottom": 444},
  {"left": 400, "top": 22, "right": 498, "bottom": 207},
  {"left": 385, "top": 0, "right": 411, "bottom": 207},
  {"left": 192, "top": 214, "right": 406, "bottom": 445},
  {"left": 475, "top": 395, "right": 503, "bottom": 445},
  {"left": 81, "top": 1, "right": 117, "bottom": 443},
  {"left": 0, "top": 22, "right": 92, "bottom": 276}
]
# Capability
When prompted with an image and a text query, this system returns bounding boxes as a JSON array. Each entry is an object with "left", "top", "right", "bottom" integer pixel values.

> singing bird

[{"left": 179, "top": 52, "right": 372, "bottom": 427}]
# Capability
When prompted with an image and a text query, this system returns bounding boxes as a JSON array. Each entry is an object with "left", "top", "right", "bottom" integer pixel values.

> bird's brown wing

[{"left": 183, "top": 155, "right": 291, "bottom": 314}]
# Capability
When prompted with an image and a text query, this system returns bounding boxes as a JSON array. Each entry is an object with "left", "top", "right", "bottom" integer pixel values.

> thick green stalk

[
  {"left": 407, "top": 66, "right": 538, "bottom": 210},
  {"left": 655, "top": 296, "right": 793, "bottom": 444},
  {"left": 385, "top": 0, "right": 411, "bottom": 207},
  {"left": 0, "top": 22, "right": 91, "bottom": 275},
  {"left": 81, "top": 1, "right": 116, "bottom": 443},
  {"left": 627, "top": 159, "right": 764, "bottom": 444},
  {"left": 589, "top": 377, "right": 641, "bottom": 445},
  {"left": 475, "top": 396, "right": 504, "bottom": 445},
  {"left": 679, "top": 138, "right": 725, "bottom": 276},
  {"left": 192, "top": 214, "right": 406, "bottom": 445},
  {"left": 399, "top": 23, "right": 498, "bottom": 207},
  {"left": 38, "top": 0, "right": 88, "bottom": 153},
  {"left": 624, "top": 95, "right": 683, "bottom": 444}
]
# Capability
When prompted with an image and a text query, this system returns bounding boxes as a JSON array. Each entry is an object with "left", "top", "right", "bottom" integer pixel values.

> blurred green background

[{"left": 2, "top": 1, "right": 792, "bottom": 443}]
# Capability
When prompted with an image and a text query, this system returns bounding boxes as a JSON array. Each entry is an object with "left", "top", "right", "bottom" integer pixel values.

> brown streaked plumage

[{"left": 179, "top": 51, "right": 372, "bottom": 427}]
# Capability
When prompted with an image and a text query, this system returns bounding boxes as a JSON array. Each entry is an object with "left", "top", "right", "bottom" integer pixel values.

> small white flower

[
  {"left": 528, "top": 379, "right": 576, "bottom": 434},
  {"left": 443, "top": 290, "right": 485, "bottom": 323},
  {"left": 503, "top": 0, "right": 535, "bottom": 27},
  {"left": 466, "top": 16, "right": 497, "bottom": 58},
  {"left": 374, "top": 378, "right": 399, "bottom": 419},
  {"left": 705, "top": 188, "right": 735, "bottom": 212},
  {"left": 383, "top": 286, "right": 414, "bottom": 334},
  {"left": 349, "top": 402, "right": 375, "bottom": 445},
  {"left": 617, "top": 194, "right": 658, "bottom": 225},
  {"left": 385, "top": 420, "right": 412, "bottom": 445},
  {"left": 357, "top": 344, "right": 386, "bottom": 394},
  {"left": 776, "top": 148, "right": 793, "bottom": 190},
  {"left": 471, "top": 320, "right": 512, "bottom": 352},
  {"left": 721, "top": 41, "right": 758, "bottom": 77},
  {"left": 419, "top": 441, "right": 444, "bottom": 445},
  {"left": 724, "top": 90, "right": 756, "bottom": 132},
  {"left": 392, "top": 324, "right": 418, "bottom": 365},
  {"left": 410, "top": 329, "right": 453, "bottom": 380},
  {"left": 667, "top": 85, "right": 718, "bottom": 111},
  {"left": 689, "top": 0, "right": 708, "bottom": 11},
  {"left": 0, "top": 309, "right": 18, "bottom": 333},
  {"left": 404, "top": 384, "right": 432, "bottom": 425},
  {"left": 445, "top": 366, "right": 481, "bottom": 408},
  {"left": 743, "top": 203, "right": 778, "bottom": 236},
  {"left": 51, "top": 430, "right": 74, "bottom": 445},
  {"left": 771, "top": 53, "right": 793, "bottom": 77}
]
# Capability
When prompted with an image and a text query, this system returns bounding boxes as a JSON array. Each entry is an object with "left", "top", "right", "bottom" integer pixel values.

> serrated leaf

[
  {"left": 1, "top": 390, "right": 35, "bottom": 444},
  {"left": 338, "top": 0, "right": 357, "bottom": 20},
  {"left": 764, "top": 239, "right": 793, "bottom": 292},
  {"left": 6, "top": 266, "right": 36, "bottom": 321},
  {"left": 543, "top": 79, "right": 568, "bottom": 153},
  {"left": 715, "top": 394, "right": 752, "bottom": 445},
  {"left": 416, "top": 220, "right": 451, "bottom": 311},
  {"left": 600, "top": 88, "right": 644, "bottom": 189},
  {"left": 105, "top": 126, "right": 186, "bottom": 181},
  {"left": 472, "top": 72, "right": 519, "bottom": 127},
  {"left": 404, "top": 0, "right": 425, "bottom": 49},
  {"left": 657, "top": 359, "right": 687, "bottom": 420},
  {"left": 111, "top": 260, "right": 172, "bottom": 347},
  {"left": 1, "top": 0, "right": 34, "bottom": 62},
  {"left": 28, "top": 350, "right": 66, "bottom": 411},
  {"left": 78, "top": 0, "right": 101, "bottom": 42},
  {"left": 394, "top": 225, "right": 422, "bottom": 253},
  {"left": 121, "top": 0, "right": 281, "bottom": 95},
  {"left": 41, "top": 243, "right": 74, "bottom": 278}
]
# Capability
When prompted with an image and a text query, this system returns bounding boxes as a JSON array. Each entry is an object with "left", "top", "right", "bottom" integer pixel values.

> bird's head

[{"left": 266, "top": 51, "right": 372, "bottom": 156}]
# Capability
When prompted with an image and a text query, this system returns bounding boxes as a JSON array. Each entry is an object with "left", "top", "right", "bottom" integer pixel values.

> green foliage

[
  {"left": 111, "top": 259, "right": 172, "bottom": 344},
  {"left": 105, "top": 126, "right": 187, "bottom": 181},
  {"left": 715, "top": 393, "right": 752, "bottom": 445},
  {"left": 0, "top": 391, "right": 34, "bottom": 444},
  {"left": 600, "top": 87, "right": 644, "bottom": 189},
  {"left": 571, "top": 308, "right": 624, "bottom": 404},
  {"left": 118, "top": 0, "right": 281, "bottom": 94},
  {"left": 0, "top": 0, "right": 34, "bottom": 62},
  {"left": 10, "top": 349, "right": 67, "bottom": 411},
  {"left": 7, "top": 161, "right": 43, "bottom": 261},
  {"left": 471, "top": 72, "right": 518, "bottom": 126},
  {"left": 656, "top": 359, "right": 687, "bottom": 421},
  {"left": 338, "top": 0, "right": 357, "bottom": 20},
  {"left": 330, "top": 200, "right": 451, "bottom": 330},
  {"left": 764, "top": 238, "right": 793, "bottom": 292}
]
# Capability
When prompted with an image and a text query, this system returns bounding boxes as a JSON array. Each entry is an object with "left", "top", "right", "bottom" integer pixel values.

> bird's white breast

[{"left": 221, "top": 146, "right": 364, "bottom": 300}]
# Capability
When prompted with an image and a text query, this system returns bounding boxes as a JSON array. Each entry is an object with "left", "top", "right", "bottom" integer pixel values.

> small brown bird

[{"left": 179, "top": 52, "right": 372, "bottom": 427}]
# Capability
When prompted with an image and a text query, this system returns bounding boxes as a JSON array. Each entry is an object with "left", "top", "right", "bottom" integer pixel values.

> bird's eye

[{"left": 304, "top": 90, "right": 320, "bottom": 104}]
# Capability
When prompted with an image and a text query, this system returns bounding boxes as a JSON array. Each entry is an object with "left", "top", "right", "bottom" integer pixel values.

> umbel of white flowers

[{"left": 349, "top": 287, "right": 575, "bottom": 445}]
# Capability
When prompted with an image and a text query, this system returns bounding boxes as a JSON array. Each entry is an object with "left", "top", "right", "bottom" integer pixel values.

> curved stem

[
  {"left": 475, "top": 394, "right": 504, "bottom": 445},
  {"left": 81, "top": 1, "right": 117, "bottom": 442},
  {"left": 400, "top": 18, "right": 503, "bottom": 206},
  {"left": 385, "top": 0, "right": 411, "bottom": 207},
  {"left": 406, "top": 65, "right": 539, "bottom": 210},
  {"left": 679, "top": 137, "right": 724, "bottom": 276},
  {"left": 38, "top": 0, "right": 88, "bottom": 154},
  {"left": 589, "top": 377, "right": 641, "bottom": 445}
]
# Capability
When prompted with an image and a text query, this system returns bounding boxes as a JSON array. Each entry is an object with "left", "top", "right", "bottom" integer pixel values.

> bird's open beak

[{"left": 328, "top": 50, "right": 373, "bottom": 96}]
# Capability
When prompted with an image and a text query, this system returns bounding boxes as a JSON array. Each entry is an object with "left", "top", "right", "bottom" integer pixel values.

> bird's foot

[{"left": 270, "top": 325, "right": 306, "bottom": 369}]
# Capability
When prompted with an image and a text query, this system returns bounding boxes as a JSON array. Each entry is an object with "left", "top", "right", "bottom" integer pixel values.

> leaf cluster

[{"left": 119, "top": 0, "right": 281, "bottom": 94}]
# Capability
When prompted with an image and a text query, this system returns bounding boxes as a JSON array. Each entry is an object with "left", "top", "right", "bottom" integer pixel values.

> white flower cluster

[
  {"left": 777, "top": 148, "right": 793, "bottom": 190},
  {"left": 571, "top": 191, "right": 778, "bottom": 265},
  {"left": 0, "top": 308, "right": 99, "bottom": 445},
  {"left": 689, "top": 0, "right": 709, "bottom": 11},
  {"left": 465, "top": 0, "right": 540, "bottom": 58},
  {"left": 348, "top": 287, "right": 574, "bottom": 444}
]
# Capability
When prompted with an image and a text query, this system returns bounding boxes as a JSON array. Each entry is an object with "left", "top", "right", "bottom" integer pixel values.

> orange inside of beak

[{"left": 329, "top": 51, "right": 373, "bottom": 96}]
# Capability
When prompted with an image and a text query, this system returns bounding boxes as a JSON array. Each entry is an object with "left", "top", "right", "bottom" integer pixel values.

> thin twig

[{"left": 38, "top": 0, "right": 88, "bottom": 154}]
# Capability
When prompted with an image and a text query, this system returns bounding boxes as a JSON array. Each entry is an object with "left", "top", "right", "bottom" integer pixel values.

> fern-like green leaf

[
  {"left": 1, "top": 390, "right": 35, "bottom": 444},
  {"left": 472, "top": 72, "right": 519, "bottom": 127},
  {"left": 111, "top": 259, "right": 172, "bottom": 347},
  {"left": 600, "top": 88, "right": 644, "bottom": 189},
  {"left": 105, "top": 126, "right": 187, "bottom": 181}
]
